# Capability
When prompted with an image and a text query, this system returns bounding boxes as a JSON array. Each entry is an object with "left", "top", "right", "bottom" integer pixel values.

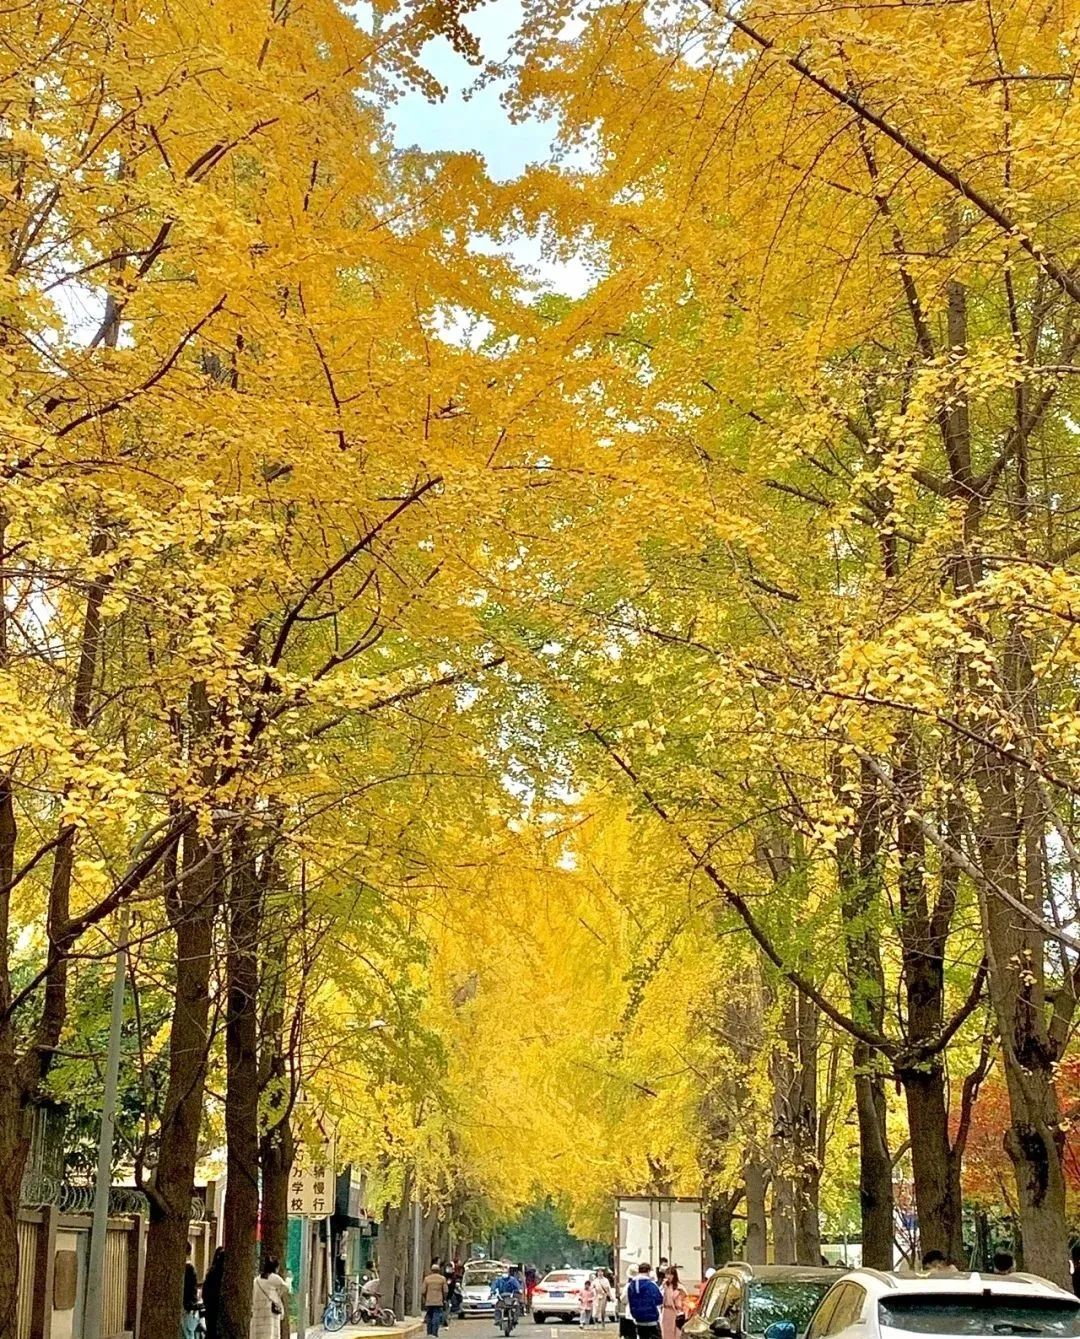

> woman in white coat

[{"left": 251, "top": 1256, "right": 291, "bottom": 1339}]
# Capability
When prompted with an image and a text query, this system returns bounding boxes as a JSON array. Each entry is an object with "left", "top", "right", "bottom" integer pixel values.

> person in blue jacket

[{"left": 626, "top": 1264, "right": 664, "bottom": 1339}]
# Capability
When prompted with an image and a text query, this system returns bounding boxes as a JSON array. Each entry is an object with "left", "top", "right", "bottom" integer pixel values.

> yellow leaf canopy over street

[{"left": 8, "top": 0, "right": 1080, "bottom": 1331}]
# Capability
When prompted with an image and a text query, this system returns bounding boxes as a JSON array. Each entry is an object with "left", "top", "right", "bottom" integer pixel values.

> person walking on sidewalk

[
  {"left": 181, "top": 1243, "right": 200, "bottom": 1339},
  {"left": 202, "top": 1247, "right": 225, "bottom": 1339},
  {"left": 423, "top": 1259, "right": 450, "bottom": 1336},
  {"left": 627, "top": 1264, "right": 663, "bottom": 1339},
  {"left": 661, "top": 1268, "right": 687, "bottom": 1339},
  {"left": 250, "top": 1256, "right": 290, "bottom": 1339},
  {"left": 582, "top": 1276, "right": 595, "bottom": 1328},
  {"left": 592, "top": 1270, "right": 612, "bottom": 1327}
]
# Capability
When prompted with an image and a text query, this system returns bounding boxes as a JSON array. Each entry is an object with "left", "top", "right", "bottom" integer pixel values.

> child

[{"left": 582, "top": 1276, "right": 595, "bottom": 1328}]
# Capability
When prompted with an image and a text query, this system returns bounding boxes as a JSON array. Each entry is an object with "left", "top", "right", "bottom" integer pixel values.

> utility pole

[
  {"left": 83, "top": 911, "right": 129, "bottom": 1339},
  {"left": 297, "top": 1216, "right": 310, "bottom": 1339},
  {"left": 411, "top": 1195, "right": 422, "bottom": 1317}
]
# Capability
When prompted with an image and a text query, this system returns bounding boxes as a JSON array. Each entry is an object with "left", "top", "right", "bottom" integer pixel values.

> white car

[
  {"left": 460, "top": 1263, "right": 505, "bottom": 1319},
  {"left": 771, "top": 1269, "right": 1080, "bottom": 1339},
  {"left": 532, "top": 1271, "right": 617, "bottom": 1325}
]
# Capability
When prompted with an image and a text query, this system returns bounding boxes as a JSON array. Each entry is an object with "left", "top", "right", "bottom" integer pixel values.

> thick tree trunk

[
  {"left": 999, "top": 1011, "right": 1067, "bottom": 1283},
  {"left": 0, "top": 668, "right": 24, "bottom": 1336},
  {"left": 900, "top": 1070, "right": 964, "bottom": 1265},
  {"left": 259, "top": 1124, "right": 293, "bottom": 1267},
  {"left": 222, "top": 830, "right": 263, "bottom": 1339},
  {"left": 975, "top": 745, "right": 1068, "bottom": 1286},
  {"left": 852, "top": 1050, "right": 893, "bottom": 1270},
  {"left": 895, "top": 736, "right": 966, "bottom": 1265},
  {"left": 422, "top": 1209, "right": 438, "bottom": 1269},
  {"left": 0, "top": 1053, "right": 30, "bottom": 1339},
  {"left": 743, "top": 1159, "right": 767, "bottom": 1264},
  {"left": 770, "top": 1175, "right": 797, "bottom": 1266},
  {"left": 141, "top": 812, "right": 217, "bottom": 1339},
  {"left": 379, "top": 1179, "right": 412, "bottom": 1319},
  {"left": 706, "top": 1192, "right": 740, "bottom": 1270}
]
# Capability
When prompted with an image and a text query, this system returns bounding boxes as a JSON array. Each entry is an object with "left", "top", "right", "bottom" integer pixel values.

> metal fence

[
  {"left": 21, "top": 1175, "right": 207, "bottom": 1221},
  {"left": 14, "top": 1206, "right": 214, "bottom": 1339}
]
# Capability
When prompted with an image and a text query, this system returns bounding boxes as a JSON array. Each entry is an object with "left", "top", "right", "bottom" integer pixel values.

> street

[{"left": 447, "top": 1318, "right": 616, "bottom": 1339}]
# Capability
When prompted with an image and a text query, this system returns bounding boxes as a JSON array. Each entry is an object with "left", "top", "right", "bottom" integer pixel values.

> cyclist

[{"left": 490, "top": 1266, "right": 524, "bottom": 1328}]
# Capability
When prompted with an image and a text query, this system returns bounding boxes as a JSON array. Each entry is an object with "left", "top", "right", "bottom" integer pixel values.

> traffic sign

[{"left": 290, "top": 1138, "right": 336, "bottom": 1217}]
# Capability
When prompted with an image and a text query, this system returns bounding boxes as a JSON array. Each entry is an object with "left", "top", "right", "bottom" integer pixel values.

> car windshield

[
  {"left": 748, "top": 1281, "right": 836, "bottom": 1336},
  {"left": 464, "top": 1270, "right": 500, "bottom": 1287},
  {"left": 878, "top": 1297, "right": 1080, "bottom": 1337}
]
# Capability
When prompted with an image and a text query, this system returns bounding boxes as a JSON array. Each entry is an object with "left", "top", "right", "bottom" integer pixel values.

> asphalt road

[{"left": 447, "top": 1317, "right": 617, "bottom": 1339}]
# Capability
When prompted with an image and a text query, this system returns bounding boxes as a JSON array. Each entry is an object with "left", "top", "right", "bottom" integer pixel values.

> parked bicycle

[
  {"left": 323, "top": 1287, "right": 349, "bottom": 1332},
  {"left": 346, "top": 1278, "right": 397, "bottom": 1327}
]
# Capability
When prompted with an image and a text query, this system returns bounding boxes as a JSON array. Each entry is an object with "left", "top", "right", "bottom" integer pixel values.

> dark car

[{"left": 684, "top": 1266, "right": 839, "bottom": 1339}]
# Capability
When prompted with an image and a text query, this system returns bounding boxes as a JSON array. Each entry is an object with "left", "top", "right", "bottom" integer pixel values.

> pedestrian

[
  {"left": 627, "top": 1263, "right": 663, "bottom": 1339},
  {"left": 443, "top": 1259, "right": 458, "bottom": 1329},
  {"left": 661, "top": 1268, "right": 686, "bottom": 1339},
  {"left": 582, "top": 1275, "right": 595, "bottom": 1328},
  {"left": 422, "top": 1259, "right": 449, "bottom": 1337},
  {"left": 250, "top": 1255, "right": 290, "bottom": 1339},
  {"left": 993, "top": 1251, "right": 1015, "bottom": 1276},
  {"left": 526, "top": 1265, "right": 538, "bottom": 1314},
  {"left": 620, "top": 1269, "right": 639, "bottom": 1339},
  {"left": 921, "top": 1251, "right": 957, "bottom": 1275},
  {"left": 202, "top": 1247, "right": 225, "bottom": 1339},
  {"left": 182, "top": 1242, "right": 200, "bottom": 1339},
  {"left": 593, "top": 1270, "right": 612, "bottom": 1327}
]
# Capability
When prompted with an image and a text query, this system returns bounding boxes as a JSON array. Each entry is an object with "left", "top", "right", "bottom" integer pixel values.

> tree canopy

[{"left": 9, "top": 0, "right": 1080, "bottom": 1330}]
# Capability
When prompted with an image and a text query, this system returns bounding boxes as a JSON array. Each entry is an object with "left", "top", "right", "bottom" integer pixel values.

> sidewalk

[{"left": 315, "top": 1315, "right": 426, "bottom": 1339}]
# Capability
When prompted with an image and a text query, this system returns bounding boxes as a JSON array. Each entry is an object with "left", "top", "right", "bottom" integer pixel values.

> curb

[{"left": 313, "top": 1318, "right": 426, "bottom": 1339}]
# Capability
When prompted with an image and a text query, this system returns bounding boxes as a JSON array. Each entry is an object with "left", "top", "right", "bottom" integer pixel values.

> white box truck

[{"left": 615, "top": 1196, "right": 705, "bottom": 1294}]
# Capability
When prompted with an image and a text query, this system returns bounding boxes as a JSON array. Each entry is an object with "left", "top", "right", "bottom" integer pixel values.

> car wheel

[{"left": 534, "top": 1314, "right": 545, "bottom": 1325}]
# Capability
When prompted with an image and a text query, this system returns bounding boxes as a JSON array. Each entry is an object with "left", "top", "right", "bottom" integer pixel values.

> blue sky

[
  {"left": 387, "top": 0, "right": 598, "bottom": 295},
  {"left": 389, "top": 1, "right": 558, "bottom": 182}
]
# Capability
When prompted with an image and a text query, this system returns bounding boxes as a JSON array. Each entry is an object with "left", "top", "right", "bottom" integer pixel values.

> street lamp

[{"left": 83, "top": 911, "right": 129, "bottom": 1339}]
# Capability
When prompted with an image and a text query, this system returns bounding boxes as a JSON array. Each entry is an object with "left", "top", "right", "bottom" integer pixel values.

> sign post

[
  {"left": 297, "top": 1216, "right": 310, "bottom": 1339},
  {"left": 291, "top": 1130, "right": 336, "bottom": 1339}
]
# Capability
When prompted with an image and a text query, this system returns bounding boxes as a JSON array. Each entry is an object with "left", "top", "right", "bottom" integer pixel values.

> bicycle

[
  {"left": 323, "top": 1287, "right": 349, "bottom": 1332},
  {"left": 348, "top": 1280, "right": 397, "bottom": 1327}
]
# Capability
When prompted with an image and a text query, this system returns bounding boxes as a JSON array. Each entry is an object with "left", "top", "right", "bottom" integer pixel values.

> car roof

[
  {"left": 835, "top": 1270, "right": 1077, "bottom": 1299},
  {"left": 718, "top": 1266, "right": 841, "bottom": 1283}
]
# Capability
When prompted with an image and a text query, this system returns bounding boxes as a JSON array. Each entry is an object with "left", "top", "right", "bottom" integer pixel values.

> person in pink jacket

[{"left": 660, "top": 1268, "right": 687, "bottom": 1339}]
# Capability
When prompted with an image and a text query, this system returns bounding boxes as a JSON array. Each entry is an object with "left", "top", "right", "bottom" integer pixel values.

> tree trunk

[
  {"left": 260, "top": 1123, "right": 293, "bottom": 1267},
  {"left": 794, "top": 992, "right": 821, "bottom": 1265},
  {"left": 0, "top": 524, "right": 108, "bottom": 1331},
  {"left": 707, "top": 1198, "right": 735, "bottom": 1269},
  {"left": 379, "top": 1177, "right": 413, "bottom": 1319},
  {"left": 770, "top": 1001, "right": 798, "bottom": 1266},
  {"left": 222, "top": 829, "right": 263, "bottom": 1339},
  {"left": 975, "top": 742, "right": 1068, "bottom": 1286},
  {"left": 899, "top": 1069, "right": 963, "bottom": 1265},
  {"left": 894, "top": 735, "right": 966, "bottom": 1265},
  {"left": 0, "top": 612, "right": 24, "bottom": 1335},
  {"left": 258, "top": 827, "right": 296, "bottom": 1304},
  {"left": 0, "top": 1051, "right": 30, "bottom": 1339},
  {"left": 141, "top": 805, "right": 217, "bottom": 1339},
  {"left": 743, "top": 1159, "right": 767, "bottom": 1264},
  {"left": 836, "top": 763, "right": 894, "bottom": 1269}
]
